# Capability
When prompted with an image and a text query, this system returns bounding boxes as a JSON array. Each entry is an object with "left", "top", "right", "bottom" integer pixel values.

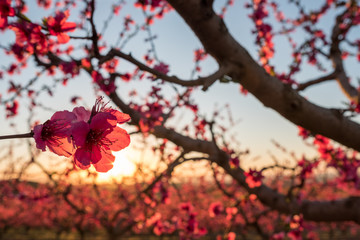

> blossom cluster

[
  {"left": 245, "top": 169, "right": 264, "bottom": 188},
  {"left": 1, "top": 2, "right": 76, "bottom": 66},
  {"left": 33, "top": 99, "right": 130, "bottom": 172}
]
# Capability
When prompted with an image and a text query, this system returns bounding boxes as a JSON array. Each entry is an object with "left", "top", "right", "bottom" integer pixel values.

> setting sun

[{"left": 97, "top": 150, "right": 136, "bottom": 182}]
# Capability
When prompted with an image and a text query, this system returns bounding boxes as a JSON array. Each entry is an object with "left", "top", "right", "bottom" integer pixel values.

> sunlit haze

[{"left": 96, "top": 150, "right": 136, "bottom": 183}]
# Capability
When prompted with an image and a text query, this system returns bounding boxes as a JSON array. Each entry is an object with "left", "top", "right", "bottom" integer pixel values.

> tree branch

[
  {"left": 100, "top": 48, "right": 231, "bottom": 90},
  {"left": 89, "top": 0, "right": 100, "bottom": 57},
  {"left": 109, "top": 87, "right": 360, "bottom": 223},
  {"left": 166, "top": 0, "right": 360, "bottom": 152},
  {"left": 296, "top": 72, "right": 337, "bottom": 91},
  {"left": 329, "top": 3, "right": 360, "bottom": 103},
  {"left": 219, "top": 154, "right": 360, "bottom": 224}
]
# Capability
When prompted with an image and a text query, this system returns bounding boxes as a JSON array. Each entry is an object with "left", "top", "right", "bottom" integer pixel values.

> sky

[{"left": 0, "top": 0, "right": 359, "bottom": 181}]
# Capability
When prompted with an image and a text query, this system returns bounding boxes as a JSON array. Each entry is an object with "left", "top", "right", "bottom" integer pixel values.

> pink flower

[
  {"left": 32, "top": 98, "right": 131, "bottom": 173},
  {"left": 153, "top": 62, "right": 169, "bottom": 74},
  {"left": 298, "top": 126, "right": 310, "bottom": 139},
  {"left": 72, "top": 106, "right": 91, "bottom": 122},
  {"left": 46, "top": 10, "right": 76, "bottom": 43},
  {"left": 33, "top": 111, "right": 76, "bottom": 157},
  {"left": 227, "top": 232, "right": 236, "bottom": 240},
  {"left": 180, "top": 202, "right": 193, "bottom": 212},
  {"left": 194, "top": 48, "right": 207, "bottom": 62},
  {"left": 209, "top": 202, "right": 223, "bottom": 217},
  {"left": 10, "top": 22, "right": 48, "bottom": 54},
  {"left": 89, "top": 97, "right": 131, "bottom": 124},
  {"left": 229, "top": 156, "right": 240, "bottom": 168},
  {"left": 72, "top": 101, "right": 130, "bottom": 172},
  {"left": 245, "top": 169, "right": 263, "bottom": 188},
  {"left": 298, "top": 157, "right": 318, "bottom": 179},
  {"left": 60, "top": 61, "right": 79, "bottom": 77},
  {"left": 91, "top": 70, "right": 116, "bottom": 94},
  {"left": 0, "top": 0, "right": 15, "bottom": 29},
  {"left": 37, "top": 0, "right": 52, "bottom": 9},
  {"left": 5, "top": 100, "right": 18, "bottom": 118},
  {"left": 271, "top": 232, "right": 285, "bottom": 240}
]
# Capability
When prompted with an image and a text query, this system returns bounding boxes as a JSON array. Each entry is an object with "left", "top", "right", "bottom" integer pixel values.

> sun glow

[{"left": 97, "top": 150, "right": 136, "bottom": 183}]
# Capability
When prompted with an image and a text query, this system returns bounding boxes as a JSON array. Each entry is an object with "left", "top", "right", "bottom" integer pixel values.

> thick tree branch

[
  {"left": 109, "top": 90, "right": 360, "bottom": 223},
  {"left": 166, "top": 0, "right": 360, "bottom": 152},
  {"left": 221, "top": 159, "right": 360, "bottom": 223}
]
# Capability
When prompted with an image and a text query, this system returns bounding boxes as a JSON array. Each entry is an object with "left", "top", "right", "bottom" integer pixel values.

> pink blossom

[
  {"left": 72, "top": 101, "right": 130, "bottom": 172},
  {"left": 5, "top": 100, "right": 18, "bottom": 118},
  {"left": 298, "top": 157, "right": 318, "bottom": 179},
  {"left": 33, "top": 110, "right": 76, "bottom": 157},
  {"left": 153, "top": 62, "right": 169, "bottom": 74},
  {"left": 60, "top": 61, "right": 79, "bottom": 77},
  {"left": 46, "top": 10, "right": 76, "bottom": 43},
  {"left": 229, "top": 156, "right": 240, "bottom": 168},
  {"left": 194, "top": 49, "right": 207, "bottom": 62},
  {"left": 298, "top": 126, "right": 310, "bottom": 139},
  {"left": 245, "top": 169, "right": 264, "bottom": 188},
  {"left": 72, "top": 106, "right": 91, "bottom": 122},
  {"left": 10, "top": 22, "right": 48, "bottom": 54},
  {"left": 37, "top": 0, "right": 52, "bottom": 9},
  {"left": 0, "top": 0, "right": 15, "bottom": 29},
  {"left": 271, "top": 232, "right": 285, "bottom": 240},
  {"left": 92, "top": 70, "right": 116, "bottom": 94},
  {"left": 209, "top": 202, "right": 223, "bottom": 217},
  {"left": 227, "top": 232, "right": 236, "bottom": 240}
]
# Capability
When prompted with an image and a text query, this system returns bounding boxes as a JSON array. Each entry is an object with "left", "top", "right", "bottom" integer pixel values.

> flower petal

[
  {"left": 74, "top": 148, "right": 91, "bottom": 169},
  {"left": 0, "top": 16, "right": 6, "bottom": 29},
  {"left": 72, "top": 121, "right": 90, "bottom": 147},
  {"left": 90, "top": 145, "right": 102, "bottom": 164},
  {"left": 106, "top": 127, "right": 130, "bottom": 151},
  {"left": 108, "top": 109, "right": 131, "bottom": 124},
  {"left": 51, "top": 110, "right": 77, "bottom": 122},
  {"left": 57, "top": 32, "right": 70, "bottom": 44},
  {"left": 47, "top": 137, "right": 74, "bottom": 157},
  {"left": 61, "top": 22, "right": 76, "bottom": 32},
  {"left": 93, "top": 150, "right": 115, "bottom": 172},
  {"left": 33, "top": 124, "right": 46, "bottom": 151},
  {"left": 90, "top": 112, "right": 116, "bottom": 130},
  {"left": 72, "top": 106, "right": 91, "bottom": 122}
]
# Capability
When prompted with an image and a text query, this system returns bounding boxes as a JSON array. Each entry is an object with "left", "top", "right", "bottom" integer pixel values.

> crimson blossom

[
  {"left": 71, "top": 101, "right": 131, "bottom": 172},
  {"left": 0, "top": 0, "right": 15, "bottom": 29},
  {"left": 244, "top": 169, "right": 264, "bottom": 188},
  {"left": 32, "top": 100, "right": 131, "bottom": 172},
  {"left": 45, "top": 10, "right": 76, "bottom": 43},
  {"left": 33, "top": 110, "right": 76, "bottom": 157}
]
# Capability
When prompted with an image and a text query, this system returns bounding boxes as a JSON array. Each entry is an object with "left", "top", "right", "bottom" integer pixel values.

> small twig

[
  {"left": 261, "top": 163, "right": 296, "bottom": 172},
  {"left": 69, "top": 35, "right": 92, "bottom": 40},
  {"left": 297, "top": 71, "right": 337, "bottom": 91},
  {"left": 211, "top": 163, "right": 234, "bottom": 198},
  {"left": 0, "top": 132, "right": 33, "bottom": 140}
]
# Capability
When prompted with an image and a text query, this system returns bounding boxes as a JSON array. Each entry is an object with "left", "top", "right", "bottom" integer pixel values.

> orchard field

[{"left": 1, "top": 176, "right": 360, "bottom": 240}]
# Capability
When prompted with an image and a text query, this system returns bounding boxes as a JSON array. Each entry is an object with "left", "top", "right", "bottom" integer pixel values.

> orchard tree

[{"left": 1, "top": 0, "right": 360, "bottom": 238}]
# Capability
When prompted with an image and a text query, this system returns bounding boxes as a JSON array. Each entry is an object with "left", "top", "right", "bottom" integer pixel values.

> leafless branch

[
  {"left": 99, "top": 48, "right": 231, "bottom": 90},
  {"left": 297, "top": 72, "right": 337, "bottom": 91}
]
